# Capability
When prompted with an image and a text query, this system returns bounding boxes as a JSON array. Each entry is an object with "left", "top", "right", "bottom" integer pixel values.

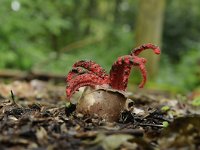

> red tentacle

[
  {"left": 67, "top": 60, "right": 109, "bottom": 83},
  {"left": 138, "top": 63, "right": 147, "bottom": 88},
  {"left": 131, "top": 55, "right": 147, "bottom": 88},
  {"left": 66, "top": 74, "right": 110, "bottom": 99},
  {"left": 73, "top": 60, "right": 109, "bottom": 79},
  {"left": 109, "top": 55, "right": 134, "bottom": 91},
  {"left": 131, "top": 43, "right": 160, "bottom": 56},
  {"left": 66, "top": 67, "right": 87, "bottom": 82},
  {"left": 109, "top": 55, "right": 148, "bottom": 90}
]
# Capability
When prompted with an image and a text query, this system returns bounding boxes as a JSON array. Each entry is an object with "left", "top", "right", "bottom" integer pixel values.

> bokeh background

[{"left": 0, "top": 0, "right": 199, "bottom": 94}]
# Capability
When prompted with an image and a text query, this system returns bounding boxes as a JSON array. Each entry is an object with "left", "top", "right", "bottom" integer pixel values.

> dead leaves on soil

[{"left": 0, "top": 80, "right": 200, "bottom": 149}]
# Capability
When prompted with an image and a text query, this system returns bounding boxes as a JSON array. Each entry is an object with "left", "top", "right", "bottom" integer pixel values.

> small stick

[
  {"left": 103, "top": 129, "right": 144, "bottom": 137},
  {"left": 10, "top": 90, "right": 16, "bottom": 104},
  {"left": 139, "top": 123, "right": 164, "bottom": 128}
]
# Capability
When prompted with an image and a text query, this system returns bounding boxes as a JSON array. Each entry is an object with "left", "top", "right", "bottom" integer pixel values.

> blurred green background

[{"left": 0, "top": 0, "right": 199, "bottom": 94}]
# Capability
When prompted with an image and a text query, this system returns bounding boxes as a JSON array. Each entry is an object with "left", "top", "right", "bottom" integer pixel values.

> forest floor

[{"left": 0, "top": 80, "right": 200, "bottom": 150}]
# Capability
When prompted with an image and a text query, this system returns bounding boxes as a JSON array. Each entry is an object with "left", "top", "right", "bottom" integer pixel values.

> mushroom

[{"left": 66, "top": 43, "right": 160, "bottom": 121}]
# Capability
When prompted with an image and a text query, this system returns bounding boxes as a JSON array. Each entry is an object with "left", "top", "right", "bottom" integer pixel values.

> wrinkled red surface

[
  {"left": 66, "top": 73, "right": 109, "bottom": 99},
  {"left": 73, "top": 60, "right": 109, "bottom": 79},
  {"left": 66, "top": 60, "right": 110, "bottom": 99},
  {"left": 66, "top": 43, "right": 160, "bottom": 99},
  {"left": 109, "top": 55, "right": 147, "bottom": 90},
  {"left": 109, "top": 55, "right": 134, "bottom": 90},
  {"left": 132, "top": 43, "right": 160, "bottom": 56},
  {"left": 66, "top": 67, "right": 87, "bottom": 82}
]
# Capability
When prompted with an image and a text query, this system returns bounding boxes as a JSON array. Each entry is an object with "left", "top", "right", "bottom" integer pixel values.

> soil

[{"left": 0, "top": 80, "right": 200, "bottom": 150}]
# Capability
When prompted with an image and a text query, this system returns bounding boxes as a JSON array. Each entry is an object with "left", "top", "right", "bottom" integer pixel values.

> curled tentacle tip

[
  {"left": 138, "top": 80, "right": 146, "bottom": 88},
  {"left": 66, "top": 95, "right": 71, "bottom": 101},
  {"left": 154, "top": 48, "right": 161, "bottom": 55},
  {"left": 141, "top": 58, "right": 147, "bottom": 64},
  {"left": 138, "top": 84, "right": 144, "bottom": 88},
  {"left": 66, "top": 89, "right": 72, "bottom": 100},
  {"left": 66, "top": 95, "right": 72, "bottom": 101}
]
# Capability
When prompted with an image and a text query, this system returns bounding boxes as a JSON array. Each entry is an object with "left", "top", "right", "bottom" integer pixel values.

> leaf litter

[{"left": 0, "top": 80, "right": 200, "bottom": 150}]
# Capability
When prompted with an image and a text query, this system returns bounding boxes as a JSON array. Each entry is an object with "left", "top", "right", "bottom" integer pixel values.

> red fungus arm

[
  {"left": 66, "top": 60, "right": 110, "bottom": 100},
  {"left": 109, "top": 55, "right": 134, "bottom": 91},
  {"left": 66, "top": 74, "right": 110, "bottom": 100},
  {"left": 109, "top": 55, "right": 148, "bottom": 90},
  {"left": 67, "top": 60, "right": 109, "bottom": 83},
  {"left": 132, "top": 56, "right": 147, "bottom": 88},
  {"left": 131, "top": 43, "right": 160, "bottom": 56},
  {"left": 73, "top": 60, "right": 109, "bottom": 79},
  {"left": 66, "top": 67, "right": 87, "bottom": 82},
  {"left": 138, "top": 63, "right": 147, "bottom": 88}
]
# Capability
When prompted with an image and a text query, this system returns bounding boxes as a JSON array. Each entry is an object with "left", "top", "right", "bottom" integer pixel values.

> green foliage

[
  {"left": 162, "top": 121, "right": 169, "bottom": 128},
  {"left": 163, "top": 0, "right": 200, "bottom": 62},
  {"left": 0, "top": 0, "right": 137, "bottom": 70},
  {"left": 0, "top": 0, "right": 72, "bottom": 69},
  {"left": 192, "top": 97, "right": 200, "bottom": 106},
  {"left": 0, "top": 0, "right": 199, "bottom": 93},
  {"left": 156, "top": 49, "right": 200, "bottom": 92},
  {"left": 161, "top": 106, "right": 170, "bottom": 112},
  {"left": 33, "top": 29, "right": 134, "bottom": 74}
]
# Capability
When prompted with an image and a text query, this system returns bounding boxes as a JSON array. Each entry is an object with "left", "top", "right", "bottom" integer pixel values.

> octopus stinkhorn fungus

[{"left": 66, "top": 43, "right": 160, "bottom": 121}]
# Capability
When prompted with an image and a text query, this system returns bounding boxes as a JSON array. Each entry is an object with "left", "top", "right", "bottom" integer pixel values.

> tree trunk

[
  {"left": 135, "top": 0, "right": 166, "bottom": 78},
  {"left": 114, "top": 0, "right": 122, "bottom": 23},
  {"left": 84, "top": 0, "right": 98, "bottom": 35}
]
